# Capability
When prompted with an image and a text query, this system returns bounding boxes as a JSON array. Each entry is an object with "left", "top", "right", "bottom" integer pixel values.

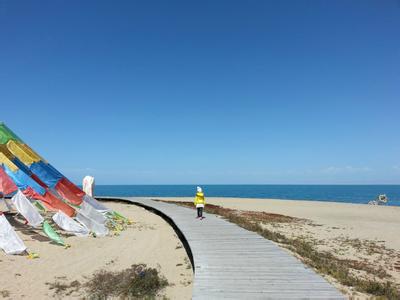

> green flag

[
  {"left": 34, "top": 201, "right": 46, "bottom": 212},
  {"left": 112, "top": 211, "right": 128, "bottom": 221},
  {"left": 43, "top": 221, "right": 65, "bottom": 246}
]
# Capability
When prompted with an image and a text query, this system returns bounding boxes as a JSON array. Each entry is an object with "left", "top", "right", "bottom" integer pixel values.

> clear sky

[{"left": 1, "top": 1, "right": 399, "bottom": 184}]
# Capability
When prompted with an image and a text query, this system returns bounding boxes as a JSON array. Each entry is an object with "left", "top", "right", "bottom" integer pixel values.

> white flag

[
  {"left": 76, "top": 212, "right": 108, "bottom": 237},
  {"left": 11, "top": 190, "right": 44, "bottom": 227},
  {"left": 53, "top": 211, "right": 90, "bottom": 237},
  {"left": 0, "top": 214, "right": 27, "bottom": 255}
]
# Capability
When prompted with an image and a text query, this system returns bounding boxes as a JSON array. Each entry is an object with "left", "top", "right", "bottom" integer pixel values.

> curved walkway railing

[{"left": 101, "top": 197, "right": 345, "bottom": 300}]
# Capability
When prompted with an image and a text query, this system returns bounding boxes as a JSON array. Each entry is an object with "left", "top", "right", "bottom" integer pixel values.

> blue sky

[{"left": 1, "top": 1, "right": 399, "bottom": 184}]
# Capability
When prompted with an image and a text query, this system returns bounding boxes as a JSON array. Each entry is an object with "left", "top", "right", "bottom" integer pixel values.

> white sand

[{"left": 0, "top": 201, "right": 193, "bottom": 299}]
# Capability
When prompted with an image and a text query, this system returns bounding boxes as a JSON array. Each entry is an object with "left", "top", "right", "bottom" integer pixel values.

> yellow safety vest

[{"left": 194, "top": 192, "right": 205, "bottom": 206}]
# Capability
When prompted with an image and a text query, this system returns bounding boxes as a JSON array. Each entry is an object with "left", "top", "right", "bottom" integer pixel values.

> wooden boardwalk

[{"left": 104, "top": 197, "right": 344, "bottom": 299}]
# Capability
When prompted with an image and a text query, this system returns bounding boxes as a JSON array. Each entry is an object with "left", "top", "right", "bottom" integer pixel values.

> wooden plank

[{"left": 103, "top": 197, "right": 345, "bottom": 299}]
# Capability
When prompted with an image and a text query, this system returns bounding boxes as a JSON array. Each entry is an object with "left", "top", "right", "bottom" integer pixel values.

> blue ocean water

[{"left": 94, "top": 185, "right": 400, "bottom": 207}]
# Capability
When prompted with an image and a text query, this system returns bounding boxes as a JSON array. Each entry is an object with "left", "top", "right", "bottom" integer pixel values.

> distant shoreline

[
  {"left": 118, "top": 195, "right": 400, "bottom": 208},
  {"left": 150, "top": 196, "right": 400, "bottom": 208},
  {"left": 92, "top": 184, "right": 400, "bottom": 206}
]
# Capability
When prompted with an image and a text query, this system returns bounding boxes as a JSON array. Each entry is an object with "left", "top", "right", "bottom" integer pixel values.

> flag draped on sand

[
  {"left": 42, "top": 220, "right": 65, "bottom": 246},
  {"left": 0, "top": 182, "right": 67, "bottom": 252},
  {"left": 0, "top": 122, "right": 129, "bottom": 255},
  {"left": 10, "top": 190, "right": 68, "bottom": 245},
  {"left": 0, "top": 213, "right": 27, "bottom": 255},
  {"left": 52, "top": 211, "right": 89, "bottom": 237}
]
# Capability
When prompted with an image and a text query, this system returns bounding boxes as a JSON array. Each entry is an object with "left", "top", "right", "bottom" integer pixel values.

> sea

[{"left": 94, "top": 185, "right": 400, "bottom": 207}]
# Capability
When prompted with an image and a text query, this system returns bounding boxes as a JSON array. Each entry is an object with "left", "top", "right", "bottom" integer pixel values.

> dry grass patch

[
  {"left": 47, "top": 264, "right": 168, "bottom": 299},
  {"left": 0, "top": 290, "right": 10, "bottom": 298}
]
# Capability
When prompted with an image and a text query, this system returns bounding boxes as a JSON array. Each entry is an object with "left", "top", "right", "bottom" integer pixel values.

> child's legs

[
  {"left": 199, "top": 207, "right": 203, "bottom": 217},
  {"left": 197, "top": 207, "right": 201, "bottom": 217}
]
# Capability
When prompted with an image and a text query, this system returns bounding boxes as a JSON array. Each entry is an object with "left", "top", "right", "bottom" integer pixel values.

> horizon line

[{"left": 80, "top": 183, "right": 400, "bottom": 186}]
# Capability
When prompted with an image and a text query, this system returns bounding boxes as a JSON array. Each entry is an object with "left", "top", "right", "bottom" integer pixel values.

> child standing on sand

[{"left": 194, "top": 186, "right": 205, "bottom": 220}]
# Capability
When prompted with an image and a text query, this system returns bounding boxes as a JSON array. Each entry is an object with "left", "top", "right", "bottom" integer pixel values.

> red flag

[
  {"left": 31, "top": 174, "right": 48, "bottom": 189},
  {"left": 55, "top": 178, "right": 85, "bottom": 205},
  {"left": 23, "top": 187, "right": 76, "bottom": 217},
  {"left": 0, "top": 168, "right": 18, "bottom": 195}
]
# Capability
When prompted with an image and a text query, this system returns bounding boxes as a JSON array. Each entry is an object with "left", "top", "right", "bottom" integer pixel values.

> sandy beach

[
  {"left": 1, "top": 196, "right": 399, "bottom": 299},
  {"left": 156, "top": 197, "right": 400, "bottom": 298},
  {"left": 0, "top": 201, "right": 193, "bottom": 299}
]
